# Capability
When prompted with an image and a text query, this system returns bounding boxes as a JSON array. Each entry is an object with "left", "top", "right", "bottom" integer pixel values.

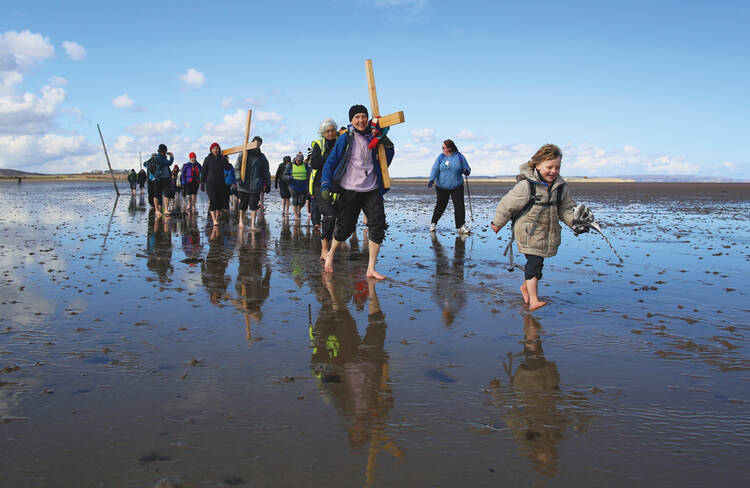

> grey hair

[{"left": 318, "top": 118, "right": 337, "bottom": 137}]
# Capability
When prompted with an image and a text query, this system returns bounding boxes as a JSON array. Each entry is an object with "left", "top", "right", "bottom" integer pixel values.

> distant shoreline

[{"left": 2, "top": 175, "right": 746, "bottom": 184}]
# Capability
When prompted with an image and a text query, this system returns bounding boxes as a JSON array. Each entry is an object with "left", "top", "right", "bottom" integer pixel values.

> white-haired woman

[{"left": 309, "top": 118, "right": 339, "bottom": 260}]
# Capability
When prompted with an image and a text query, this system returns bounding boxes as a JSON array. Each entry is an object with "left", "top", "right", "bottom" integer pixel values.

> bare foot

[
  {"left": 319, "top": 253, "right": 326, "bottom": 261},
  {"left": 250, "top": 225, "right": 257, "bottom": 232},
  {"left": 366, "top": 269, "right": 387, "bottom": 280},
  {"left": 238, "top": 221, "right": 245, "bottom": 229},
  {"left": 212, "top": 220, "right": 220, "bottom": 226},
  {"left": 529, "top": 301, "right": 547, "bottom": 311},
  {"left": 324, "top": 253, "right": 334, "bottom": 273},
  {"left": 520, "top": 284, "right": 530, "bottom": 304}
]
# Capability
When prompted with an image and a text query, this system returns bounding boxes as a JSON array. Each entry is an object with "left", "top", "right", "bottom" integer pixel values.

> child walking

[{"left": 491, "top": 144, "right": 578, "bottom": 311}]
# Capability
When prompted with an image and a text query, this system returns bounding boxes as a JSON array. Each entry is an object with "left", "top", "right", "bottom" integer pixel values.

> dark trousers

[
  {"left": 431, "top": 185, "right": 465, "bottom": 228},
  {"left": 334, "top": 189, "right": 386, "bottom": 244},
  {"left": 524, "top": 254, "right": 544, "bottom": 280},
  {"left": 314, "top": 190, "right": 336, "bottom": 241},
  {"left": 310, "top": 197, "right": 321, "bottom": 226}
]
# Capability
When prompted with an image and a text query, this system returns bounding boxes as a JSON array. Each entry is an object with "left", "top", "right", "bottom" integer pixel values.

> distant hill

[
  {"left": 614, "top": 174, "right": 748, "bottom": 182},
  {"left": 0, "top": 168, "right": 45, "bottom": 177}
]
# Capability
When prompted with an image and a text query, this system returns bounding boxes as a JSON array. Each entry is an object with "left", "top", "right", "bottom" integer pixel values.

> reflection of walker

[{"left": 365, "top": 361, "right": 406, "bottom": 487}]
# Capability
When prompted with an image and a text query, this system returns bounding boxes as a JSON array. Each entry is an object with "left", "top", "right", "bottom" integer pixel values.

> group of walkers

[{"left": 133, "top": 102, "right": 587, "bottom": 310}]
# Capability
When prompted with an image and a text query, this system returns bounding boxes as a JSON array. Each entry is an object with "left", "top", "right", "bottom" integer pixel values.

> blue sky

[{"left": 1, "top": 0, "right": 747, "bottom": 177}]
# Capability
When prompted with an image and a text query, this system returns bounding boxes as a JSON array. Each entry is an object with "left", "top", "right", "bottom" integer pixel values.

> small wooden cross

[
  {"left": 365, "top": 59, "right": 405, "bottom": 189},
  {"left": 222, "top": 110, "right": 258, "bottom": 182}
]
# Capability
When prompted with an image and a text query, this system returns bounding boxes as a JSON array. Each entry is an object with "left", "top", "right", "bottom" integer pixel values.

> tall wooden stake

[{"left": 97, "top": 124, "right": 120, "bottom": 196}]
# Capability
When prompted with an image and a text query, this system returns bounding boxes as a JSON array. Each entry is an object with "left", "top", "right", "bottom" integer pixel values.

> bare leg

[
  {"left": 520, "top": 283, "right": 530, "bottom": 304},
  {"left": 239, "top": 209, "right": 246, "bottom": 228},
  {"left": 366, "top": 240, "right": 386, "bottom": 280},
  {"left": 210, "top": 210, "right": 220, "bottom": 226},
  {"left": 324, "top": 238, "right": 343, "bottom": 273},
  {"left": 525, "top": 277, "right": 547, "bottom": 311},
  {"left": 320, "top": 238, "right": 329, "bottom": 261},
  {"left": 153, "top": 197, "right": 163, "bottom": 216},
  {"left": 250, "top": 209, "right": 257, "bottom": 231}
]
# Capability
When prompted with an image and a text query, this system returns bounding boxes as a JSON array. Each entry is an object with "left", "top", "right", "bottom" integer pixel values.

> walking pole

[
  {"left": 97, "top": 123, "right": 120, "bottom": 196},
  {"left": 464, "top": 174, "right": 473, "bottom": 222}
]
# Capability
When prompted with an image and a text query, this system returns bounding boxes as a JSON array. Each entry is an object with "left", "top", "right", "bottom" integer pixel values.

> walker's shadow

[{"left": 486, "top": 315, "right": 591, "bottom": 477}]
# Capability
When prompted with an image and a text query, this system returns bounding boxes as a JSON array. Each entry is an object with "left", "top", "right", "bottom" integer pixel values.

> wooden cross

[
  {"left": 365, "top": 59, "right": 405, "bottom": 189},
  {"left": 221, "top": 110, "right": 259, "bottom": 182}
]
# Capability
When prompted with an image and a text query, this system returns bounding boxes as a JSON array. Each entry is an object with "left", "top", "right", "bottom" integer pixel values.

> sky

[{"left": 1, "top": 0, "right": 748, "bottom": 177}]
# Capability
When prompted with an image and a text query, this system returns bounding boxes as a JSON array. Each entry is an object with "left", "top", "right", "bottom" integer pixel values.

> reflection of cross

[
  {"left": 365, "top": 59, "right": 405, "bottom": 189},
  {"left": 222, "top": 110, "right": 258, "bottom": 181}
]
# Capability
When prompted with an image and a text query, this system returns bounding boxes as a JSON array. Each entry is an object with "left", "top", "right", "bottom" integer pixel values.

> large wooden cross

[
  {"left": 222, "top": 110, "right": 259, "bottom": 182},
  {"left": 365, "top": 59, "right": 405, "bottom": 189}
]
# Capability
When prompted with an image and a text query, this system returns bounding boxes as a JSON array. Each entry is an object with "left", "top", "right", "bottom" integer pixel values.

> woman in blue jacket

[{"left": 428, "top": 139, "right": 471, "bottom": 234}]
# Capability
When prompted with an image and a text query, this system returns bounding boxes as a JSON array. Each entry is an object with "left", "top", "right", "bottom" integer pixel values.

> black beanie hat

[
  {"left": 349, "top": 104, "right": 368, "bottom": 121},
  {"left": 158, "top": 144, "right": 167, "bottom": 153},
  {"left": 283, "top": 156, "right": 291, "bottom": 163}
]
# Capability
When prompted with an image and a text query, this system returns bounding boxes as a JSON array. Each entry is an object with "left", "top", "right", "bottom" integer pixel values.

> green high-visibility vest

[
  {"left": 292, "top": 162, "right": 308, "bottom": 181},
  {"left": 308, "top": 138, "right": 325, "bottom": 195}
]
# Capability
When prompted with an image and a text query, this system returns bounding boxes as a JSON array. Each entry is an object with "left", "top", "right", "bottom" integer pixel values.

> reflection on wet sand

[
  {"left": 310, "top": 275, "right": 405, "bottom": 486},
  {"left": 146, "top": 212, "right": 173, "bottom": 283},
  {"left": 488, "top": 315, "right": 590, "bottom": 477},
  {"left": 200, "top": 224, "right": 235, "bottom": 304},
  {"left": 230, "top": 225, "right": 271, "bottom": 343},
  {"left": 431, "top": 234, "right": 467, "bottom": 327}
]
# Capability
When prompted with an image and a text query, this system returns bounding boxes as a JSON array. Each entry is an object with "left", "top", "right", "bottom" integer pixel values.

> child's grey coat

[{"left": 492, "top": 164, "right": 576, "bottom": 258}]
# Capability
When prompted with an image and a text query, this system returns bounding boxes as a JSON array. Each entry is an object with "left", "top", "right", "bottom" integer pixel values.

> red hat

[
  {"left": 210, "top": 142, "right": 220, "bottom": 151},
  {"left": 189, "top": 152, "right": 196, "bottom": 159}
]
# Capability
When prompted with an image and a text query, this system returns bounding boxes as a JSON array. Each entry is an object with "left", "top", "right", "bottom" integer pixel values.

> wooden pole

[
  {"left": 97, "top": 124, "right": 120, "bottom": 196},
  {"left": 365, "top": 60, "right": 391, "bottom": 189},
  {"left": 241, "top": 110, "right": 252, "bottom": 182}
]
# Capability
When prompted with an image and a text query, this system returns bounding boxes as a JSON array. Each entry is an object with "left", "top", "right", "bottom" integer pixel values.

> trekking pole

[{"left": 464, "top": 174, "right": 474, "bottom": 222}]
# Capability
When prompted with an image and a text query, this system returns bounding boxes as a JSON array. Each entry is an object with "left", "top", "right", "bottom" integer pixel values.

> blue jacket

[
  {"left": 284, "top": 162, "right": 310, "bottom": 193},
  {"left": 154, "top": 152, "right": 174, "bottom": 180},
  {"left": 181, "top": 161, "right": 201, "bottom": 185},
  {"left": 321, "top": 125, "right": 394, "bottom": 195},
  {"left": 429, "top": 152, "right": 470, "bottom": 190},
  {"left": 224, "top": 164, "right": 237, "bottom": 186}
]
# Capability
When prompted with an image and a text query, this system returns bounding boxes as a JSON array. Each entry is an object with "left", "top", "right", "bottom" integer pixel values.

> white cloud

[
  {"left": 0, "top": 133, "right": 99, "bottom": 173},
  {"left": 113, "top": 135, "right": 135, "bottom": 152},
  {"left": 256, "top": 111, "right": 284, "bottom": 123},
  {"left": 720, "top": 161, "right": 736, "bottom": 171},
  {"left": 410, "top": 127, "right": 435, "bottom": 142},
  {"left": 62, "top": 41, "right": 86, "bottom": 61},
  {"left": 124, "top": 119, "right": 179, "bottom": 137},
  {"left": 456, "top": 129, "right": 486, "bottom": 141},
  {"left": 221, "top": 96, "right": 233, "bottom": 108},
  {"left": 178, "top": 68, "right": 205, "bottom": 88},
  {"left": 48, "top": 76, "right": 67, "bottom": 86},
  {"left": 0, "top": 84, "right": 66, "bottom": 134},
  {"left": 0, "top": 30, "right": 55, "bottom": 69},
  {"left": 112, "top": 93, "right": 134, "bottom": 108}
]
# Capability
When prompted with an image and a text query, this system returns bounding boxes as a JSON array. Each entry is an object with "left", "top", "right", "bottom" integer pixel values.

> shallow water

[{"left": 0, "top": 181, "right": 748, "bottom": 487}]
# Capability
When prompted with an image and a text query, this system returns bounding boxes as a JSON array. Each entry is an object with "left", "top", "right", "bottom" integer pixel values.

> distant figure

[
  {"left": 236, "top": 136, "right": 271, "bottom": 231},
  {"left": 274, "top": 156, "right": 292, "bottom": 217},
  {"left": 180, "top": 152, "right": 201, "bottom": 214},
  {"left": 127, "top": 169, "right": 138, "bottom": 195},
  {"left": 224, "top": 156, "right": 238, "bottom": 212},
  {"left": 491, "top": 144, "right": 584, "bottom": 311},
  {"left": 201, "top": 142, "right": 228, "bottom": 227},
  {"left": 137, "top": 168, "right": 147, "bottom": 193},
  {"left": 284, "top": 152, "right": 310, "bottom": 223},
  {"left": 17, "top": 176, "right": 22, "bottom": 185},
  {"left": 153, "top": 143, "right": 175, "bottom": 216},
  {"left": 309, "top": 118, "right": 339, "bottom": 260},
  {"left": 428, "top": 139, "right": 471, "bottom": 235}
]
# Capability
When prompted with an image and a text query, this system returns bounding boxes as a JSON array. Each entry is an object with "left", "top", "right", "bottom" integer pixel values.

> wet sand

[{"left": 0, "top": 181, "right": 748, "bottom": 487}]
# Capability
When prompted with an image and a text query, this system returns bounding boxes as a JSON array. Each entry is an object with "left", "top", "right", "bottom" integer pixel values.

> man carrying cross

[{"left": 321, "top": 104, "right": 394, "bottom": 280}]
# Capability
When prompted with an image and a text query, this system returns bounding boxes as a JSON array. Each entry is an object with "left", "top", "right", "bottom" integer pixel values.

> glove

[
  {"left": 367, "top": 118, "right": 390, "bottom": 150},
  {"left": 462, "top": 169, "right": 470, "bottom": 176},
  {"left": 200, "top": 183, "right": 205, "bottom": 192},
  {"left": 573, "top": 226, "right": 590, "bottom": 236},
  {"left": 264, "top": 184, "right": 270, "bottom": 194},
  {"left": 321, "top": 189, "right": 330, "bottom": 202},
  {"left": 428, "top": 180, "right": 434, "bottom": 188}
]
